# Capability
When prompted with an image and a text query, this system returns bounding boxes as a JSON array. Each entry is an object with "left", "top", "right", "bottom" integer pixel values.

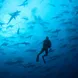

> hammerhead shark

[
  {"left": 19, "top": 0, "right": 28, "bottom": 7},
  {"left": 7, "top": 10, "right": 21, "bottom": 24}
]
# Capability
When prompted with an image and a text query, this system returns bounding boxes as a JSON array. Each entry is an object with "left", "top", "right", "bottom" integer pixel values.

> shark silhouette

[
  {"left": 19, "top": 0, "right": 28, "bottom": 7},
  {"left": 0, "top": 0, "right": 5, "bottom": 3},
  {"left": 40, "top": 0, "right": 44, "bottom": 4},
  {"left": 17, "top": 28, "right": 20, "bottom": 34},
  {"left": 52, "top": 29, "right": 61, "bottom": 34},
  {"left": 6, "top": 25, "right": 14, "bottom": 29},
  {"left": 0, "top": 22, "right": 5, "bottom": 26},
  {"left": 22, "top": 17, "right": 28, "bottom": 21},
  {"left": 48, "top": 3, "right": 56, "bottom": 7},
  {"left": 25, "top": 35, "right": 33, "bottom": 39},
  {"left": 7, "top": 11, "right": 21, "bottom": 24}
]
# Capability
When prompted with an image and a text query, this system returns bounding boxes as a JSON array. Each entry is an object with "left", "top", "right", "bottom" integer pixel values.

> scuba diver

[{"left": 36, "top": 36, "right": 51, "bottom": 63}]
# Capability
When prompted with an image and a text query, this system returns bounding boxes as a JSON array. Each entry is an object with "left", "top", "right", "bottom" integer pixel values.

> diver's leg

[
  {"left": 42, "top": 49, "right": 48, "bottom": 64},
  {"left": 36, "top": 48, "right": 44, "bottom": 62}
]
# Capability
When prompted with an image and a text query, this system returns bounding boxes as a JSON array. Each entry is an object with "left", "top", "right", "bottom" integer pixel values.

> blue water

[{"left": 0, "top": 0, "right": 78, "bottom": 78}]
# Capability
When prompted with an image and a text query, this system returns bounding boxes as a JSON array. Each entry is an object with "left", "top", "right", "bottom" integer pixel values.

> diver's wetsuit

[{"left": 36, "top": 37, "right": 51, "bottom": 63}]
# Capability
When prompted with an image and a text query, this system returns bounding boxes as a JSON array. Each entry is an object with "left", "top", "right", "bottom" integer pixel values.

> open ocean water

[{"left": 0, "top": 0, "right": 78, "bottom": 78}]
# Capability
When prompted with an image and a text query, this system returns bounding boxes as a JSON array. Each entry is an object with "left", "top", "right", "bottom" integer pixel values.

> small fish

[{"left": 7, "top": 10, "right": 21, "bottom": 24}]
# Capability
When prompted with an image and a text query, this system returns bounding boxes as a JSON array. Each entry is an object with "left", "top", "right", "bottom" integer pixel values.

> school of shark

[{"left": 0, "top": 0, "right": 78, "bottom": 78}]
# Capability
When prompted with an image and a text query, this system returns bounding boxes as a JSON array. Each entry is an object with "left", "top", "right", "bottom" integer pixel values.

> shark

[
  {"left": 19, "top": 0, "right": 28, "bottom": 7},
  {"left": 40, "top": 0, "right": 44, "bottom": 4},
  {"left": 21, "top": 63, "right": 36, "bottom": 68},
  {"left": 1, "top": 42, "right": 8, "bottom": 46},
  {"left": 52, "top": 15, "right": 61, "bottom": 20},
  {"left": 25, "top": 35, "right": 33, "bottom": 39},
  {"left": 52, "top": 29, "right": 61, "bottom": 34},
  {"left": 13, "top": 42, "right": 30, "bottom": 46},
  {"left": 48, "top": 3, "right": 56, "bottom": 7},
  {"left": 0, "top": 22, "right": 5, "bottom": 26},
  {"left": 66, "top": 28, "right": 77, "bottom": 32},
  {"left": 69, "top": 0, "right": 72, "bottom": 3},
  {"left": 60, "top": 44, "right": 68, "bottom": 48},
  {"left": 0, "top": 51, "right": 6, "bottom": 55},
  {"left": 6, "top": 25, "right": 14, "bottom": 29},
  {"left": 22, "top": 17, "right": 29, "bottom": 21},
  {"left": 5, "top": 59, "right": 23, "bottom": 65},
  {"left": 7, "top": 10, "right": 21, "bottom": 24},
  {"left": 0, "top": 0, "right": 5, "bottom": 3},
  {"left": 74, "top": 6, "right": 78, "bottom": 10},
  {"left": 21, "top": 42, "right": 30, "bottom": 45},
  {"left": 60, "top": 4, "right": 68, "bottom": 7},
  {"left": 28, "top": 25, "right": 34, "bottom": 29},
  {"left": 76, "top": 11, "right": 78, "bottom": 15},
  {"left": 17, "top": 28, "right": 20, "bottom": 35}
]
